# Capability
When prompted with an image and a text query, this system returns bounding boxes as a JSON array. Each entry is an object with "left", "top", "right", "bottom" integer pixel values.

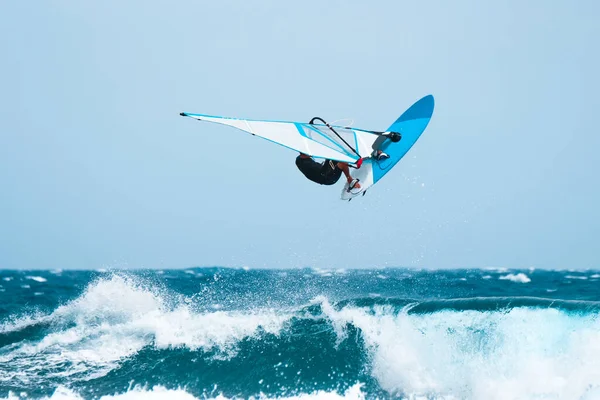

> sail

[{"left": 180, "top": 113, "right": 379, "bottom": 163}]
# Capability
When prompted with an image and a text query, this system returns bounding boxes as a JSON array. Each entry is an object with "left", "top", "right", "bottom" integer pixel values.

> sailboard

[
  {"left": 180, "top": 94, "right": 434, "bottom": 200},
  {"left": 340, "top": 95, "right": 435, "bottom": 200}
]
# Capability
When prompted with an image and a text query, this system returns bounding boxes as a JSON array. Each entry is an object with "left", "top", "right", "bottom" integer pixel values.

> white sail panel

[
  {"left": 182, "top": 114, "right": 365, "bottom": 163},
  {"left": 353, "top": 129, "right": 380, "bottom": 157},
  {"left": 303, "top": 124, "right": 380, "bottom": 158}
]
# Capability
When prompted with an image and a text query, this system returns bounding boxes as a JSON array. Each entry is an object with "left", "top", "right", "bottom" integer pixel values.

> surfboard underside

[{"left": 340, "top": 95, "right": 435, "bottom": 200}]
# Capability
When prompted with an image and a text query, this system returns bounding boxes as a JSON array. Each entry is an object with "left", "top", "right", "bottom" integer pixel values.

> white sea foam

[
  {"left": 498, "top": 273, "right": 531, "bottom": 283},
  {"left": 565, "top": 275, "right": 588, "bottom": 280},
  {"left": 484, "top": 267, "right": 508, "bottom": 273},
  {"left": 3, "top": 277, "right": 13, "bottom": 281},
  {"left": 1, "top": 384, "right": 366, "bottom": 400},
  {"left": 0, "top": 312, "right": 50, "bottom": 334},
  {"left": 0, "top": 275, "right": 290, "bottom": 386},
  {"left": 316, "top": 296, "right": 600, "bottom": 399},
  {"left": 2, "top": 383, "right": 365, "bottom": 400},
  {"left": 312, "top": 268, "right": 333, "bottom": 277},
  {"left": 26, "top": 276, "right": 48, "bottom": 283}
]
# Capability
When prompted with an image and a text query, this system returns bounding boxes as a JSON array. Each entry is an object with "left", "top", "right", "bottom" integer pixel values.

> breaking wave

[{"left": 1, "top": 271, "right": 600, "bottom": 399}]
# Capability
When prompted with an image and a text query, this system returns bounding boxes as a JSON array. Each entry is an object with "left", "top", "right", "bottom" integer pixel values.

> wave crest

[
  {"left": 3, "top": 274, "right": 600, "bottom": 399},
  {"left": 0, "top": 275, "right": 290, "bottom": 386},
  {"left": 314, "top": 296, "right": 600, "bottom": 399}
]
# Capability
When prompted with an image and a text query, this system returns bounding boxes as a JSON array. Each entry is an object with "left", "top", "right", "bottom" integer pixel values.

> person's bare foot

[
  {"left": 347, "top": 177, "right": 361, "bottom": 189},
  {"left": 372, "top": 149, "right": 390, "bottom": 161}
]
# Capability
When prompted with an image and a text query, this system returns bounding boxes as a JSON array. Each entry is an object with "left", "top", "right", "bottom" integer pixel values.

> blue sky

[{"left": 1, "top": 1, "right": 598, "bottom": 269}]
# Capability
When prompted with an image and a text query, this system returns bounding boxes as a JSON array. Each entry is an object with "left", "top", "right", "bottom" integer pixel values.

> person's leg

[
  {"left": 371, "top": 135, "right": 391, "bottom": 160},
  {"left": 371, "top": 135, "right": 387, "bottom": 151},
  {"left": 337, "top": 162, "right": 361, "bottom": 189}
]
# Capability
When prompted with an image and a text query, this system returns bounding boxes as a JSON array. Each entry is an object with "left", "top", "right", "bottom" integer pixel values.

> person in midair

[
  {"left": 295, "top": 150, "right": 390, "bottom": 190},
  {"left": 295, "top": 154, "right": 361, "bottom": 189},
  {"left": 295, "top": 116, "right": 396, "bottom": 190}
]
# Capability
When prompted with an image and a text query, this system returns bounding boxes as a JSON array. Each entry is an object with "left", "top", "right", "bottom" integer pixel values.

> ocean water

[{"left": 1, "top": 268, "right": 599, "bottom": 400}]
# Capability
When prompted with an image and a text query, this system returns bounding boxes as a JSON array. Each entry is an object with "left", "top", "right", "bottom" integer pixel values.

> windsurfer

[{"left": 295, "top": 154, "right": 361, "bottom": 189}]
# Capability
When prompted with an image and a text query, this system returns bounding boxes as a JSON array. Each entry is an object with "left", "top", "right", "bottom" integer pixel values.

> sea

[{"left": 1, "top": 267, "right": 599, "bottom": 400}]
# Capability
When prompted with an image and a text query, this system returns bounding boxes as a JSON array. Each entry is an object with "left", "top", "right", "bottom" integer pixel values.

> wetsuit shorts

[{"left": 295, "top": 156, "right": 343, "bottom": 185}]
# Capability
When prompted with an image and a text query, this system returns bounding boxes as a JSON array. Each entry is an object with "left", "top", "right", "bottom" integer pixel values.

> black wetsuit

[{"left": 295, "top": 156, "right": 343, "bottom": 185}]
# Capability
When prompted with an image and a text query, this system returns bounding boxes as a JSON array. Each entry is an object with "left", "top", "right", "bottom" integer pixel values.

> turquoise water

[{"left": 1, "top": 268, "right": 599, "bottom": 399}]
